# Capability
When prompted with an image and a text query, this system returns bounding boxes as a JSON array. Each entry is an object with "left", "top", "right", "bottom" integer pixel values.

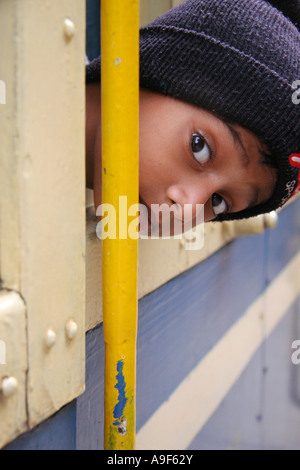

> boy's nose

[{"left": 166, "top": 182, "right": 212, "bottom": 221}]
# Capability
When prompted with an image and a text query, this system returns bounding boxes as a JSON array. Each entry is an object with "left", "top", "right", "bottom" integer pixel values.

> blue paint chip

[{"left": 113, "top": 360, "right": 127, "bottom": 425}]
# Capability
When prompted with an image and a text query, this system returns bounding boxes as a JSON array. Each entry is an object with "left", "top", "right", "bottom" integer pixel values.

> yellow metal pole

[{"left": 101, "top": 0, "right": 139, "bottom": 450}]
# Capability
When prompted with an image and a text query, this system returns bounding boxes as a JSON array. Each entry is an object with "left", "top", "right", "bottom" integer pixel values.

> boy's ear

[{"left": 266, "top": 0, "right": 299, "bottom": 30}]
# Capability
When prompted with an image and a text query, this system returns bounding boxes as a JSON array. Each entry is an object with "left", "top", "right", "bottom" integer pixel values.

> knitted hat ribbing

[{"left": 86, "top": 0, "right": 300, "bottom": 221}]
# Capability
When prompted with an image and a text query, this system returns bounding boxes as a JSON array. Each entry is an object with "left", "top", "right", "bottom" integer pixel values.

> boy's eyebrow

[{"left": 218, "top": 117, "right": 250, "bottom": 168}]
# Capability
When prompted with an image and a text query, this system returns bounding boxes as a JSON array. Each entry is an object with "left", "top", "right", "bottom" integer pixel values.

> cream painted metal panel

[
  {"left": 0, "top": 0, "right": 85, "bottom": 435},
  {"left": 0, "top": 290, "right": 27, "bottom": 448},
  {"left": 0, "top": 0, "right": 22, "bottom": 289}
]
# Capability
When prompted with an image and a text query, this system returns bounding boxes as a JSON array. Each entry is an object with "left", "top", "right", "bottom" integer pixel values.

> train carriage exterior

[{"left": 0, "top": 0, "right": 299, "bottom": 451}]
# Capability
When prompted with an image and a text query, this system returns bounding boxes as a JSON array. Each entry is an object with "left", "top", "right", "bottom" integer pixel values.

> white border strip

[{"left": 136, "top": 252, "right": 300, "bottom": 450}]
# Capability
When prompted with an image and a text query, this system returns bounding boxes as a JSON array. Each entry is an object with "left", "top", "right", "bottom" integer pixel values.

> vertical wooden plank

[
  {"left": 19, "top": 0, "right": 86, "bottom": 428},
  {"left": 0, "top": 0, "right": 86, "bottom": 436},
  {"left": 0, "top": 0, "right": 22, "bottom": 289}
]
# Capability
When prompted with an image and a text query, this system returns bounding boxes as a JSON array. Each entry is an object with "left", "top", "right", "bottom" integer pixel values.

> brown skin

[{"left": 86, "top": 83, "right": 277, "bottom": 227}]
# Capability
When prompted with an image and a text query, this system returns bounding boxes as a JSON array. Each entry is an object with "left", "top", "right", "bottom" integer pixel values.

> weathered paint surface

[
  {"left": 106, "top": 359, "right": 135, "bottom": 449},
  {"left": 113, "top": 360, "right": 128, "bottom": 428}
]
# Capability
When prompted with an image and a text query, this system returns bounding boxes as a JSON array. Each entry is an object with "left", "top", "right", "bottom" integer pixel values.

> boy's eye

[
  {"left": 212, "top": 193, "right": 228, "bottom": 216},
  {"left": 191, "top": 133, "right": 210, "bottom": 164}
]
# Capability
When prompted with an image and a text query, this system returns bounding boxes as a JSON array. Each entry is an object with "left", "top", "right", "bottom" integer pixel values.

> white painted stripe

[{"left": 136, "top": 252, "right": 300, "bottom": 450}]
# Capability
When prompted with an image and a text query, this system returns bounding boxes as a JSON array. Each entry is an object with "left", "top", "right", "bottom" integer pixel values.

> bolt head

[
  {"left": 63, "top": 18, "right": 75, "bottom": 39},
  {"left": 65, "top": 319, "right": 78, "bottom": 340},
  {"left": 1, "top": 376, "right": 18, "bottom": 397},
  {"left": 44, "top": 328, "right": 57, "bottom": 349}
]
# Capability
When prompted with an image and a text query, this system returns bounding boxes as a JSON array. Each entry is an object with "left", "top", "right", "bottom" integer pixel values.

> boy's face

[
  {"left": 91, "top": 86, "right": 277, "bottom": 232},
  {"left": 138, "top": 89, "right": 277, "bottom": 227}
]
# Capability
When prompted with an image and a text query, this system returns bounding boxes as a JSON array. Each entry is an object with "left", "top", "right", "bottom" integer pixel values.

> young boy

[{"left": 85, "top": 0, "right": 299, "bottom": 230}]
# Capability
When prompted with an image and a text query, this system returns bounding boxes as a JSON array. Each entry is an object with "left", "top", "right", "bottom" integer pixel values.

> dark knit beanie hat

[{"left": 86, "top": 0, "right": 300, "bottom": 221}]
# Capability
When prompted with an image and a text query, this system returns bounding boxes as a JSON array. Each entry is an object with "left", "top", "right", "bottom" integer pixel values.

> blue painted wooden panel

[
  {"left": 266, "top": 203, "right": 300, "bottom": 282},
  {"left": 136, "top": 231, "right": 266, "bottom": 430},
  {"left": 76, "top": 324, "right": 105, "bottom": 450},
  {"left": 3, "top": 402, "right": 76, "bottom": 450},
  {"left": 136, "top": 199, "right": 299, "bottom": 431},
  {"left": 188, "top": 297, "right": 300, "bottom": 450},
  {"left": 76, "top": 200, "right": 300, "bottom": 449},
  {"left": 76, "top": 233, "right": 267, "bottom": 449}
]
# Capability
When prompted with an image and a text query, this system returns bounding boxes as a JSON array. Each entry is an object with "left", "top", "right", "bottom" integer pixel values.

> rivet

[
  {"left": 63, "top": 18, "right": 75, "bottom": 40},
  {"left": 65, "top": 319, "right": 78, "bottom": 340},
  {"left": 114, "top": 57, "right": 122, "bottom": 66},
  {"left": 1, "top": 376, "right": 18, "bottom": 397},
  {"left": 44, "top": 328, "right": 57, "bottom": 349}
]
